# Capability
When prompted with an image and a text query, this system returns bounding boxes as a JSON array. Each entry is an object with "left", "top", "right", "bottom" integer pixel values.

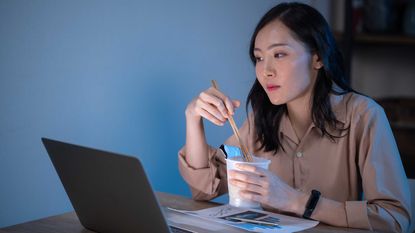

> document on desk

[
  {"left": 164, "top": 207, "right": 242, "bottom": 233},
  {"left": 167, "top": 205, "right": 319, "bottom": 233}
]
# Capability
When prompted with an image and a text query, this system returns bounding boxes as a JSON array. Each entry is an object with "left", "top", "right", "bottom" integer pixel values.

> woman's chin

[{"left": 268, "top": 98, "right": 286, "bottom": 106}]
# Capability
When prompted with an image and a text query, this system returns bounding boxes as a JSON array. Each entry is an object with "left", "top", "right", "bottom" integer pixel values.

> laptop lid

[{"left": 42, "top": 137, "right": 172, "bottom": 233}]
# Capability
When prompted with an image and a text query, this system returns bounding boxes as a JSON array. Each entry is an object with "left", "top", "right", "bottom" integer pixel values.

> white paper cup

[{"left": 226, "top": 155, "right": 271, "bottom": 209}]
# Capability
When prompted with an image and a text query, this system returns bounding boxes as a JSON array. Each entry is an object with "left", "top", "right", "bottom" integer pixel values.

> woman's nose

[{"left": 263, "top": 59, "right": 275, "bottom": 78}]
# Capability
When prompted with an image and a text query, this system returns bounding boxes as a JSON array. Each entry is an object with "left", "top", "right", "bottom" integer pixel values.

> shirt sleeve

[
  {"left": 178, "top": 145, "right": 228, "bottom": 200},
  {"left": 178, "top": 117, "right": 254, "bottom": 201},
  {"left": 311, "top": 101, "right": 411, "bottom": 232},
  {"left": 348, "top": 102, "right": 412, "bottom": 232}
]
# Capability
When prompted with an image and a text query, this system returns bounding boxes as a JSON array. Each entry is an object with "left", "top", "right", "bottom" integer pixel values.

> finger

[
  {"left": 198, "top": 109, "right": 225, "bottom": 126},
  {"left": 227, "top": 170, "right": 237, "bottom": 178},
  {"left": 196, "top": 98, "right": 226, "bottom": 122},
  {"left": 228, "top": 170, "right": 250, "bottom": 180},
  {"left": 228, "top": 170, "right": 262, "bottom": 184},
  {"left": 207, "top": 88, "right": 237, "bottom": 117},
  {"left": 223, "top": 97, "right": 236, "bottom": 116},
  {"left": 230, "top": 179, "right": 265, "bottom": 195},
  {"left": 236, "top": 164, "right": 268, "bottom": 177},
  {"left": 197, "top": 110, "right": 222, "bottom": 126},
  {"left": 229, "top": 172, "right": 269, "bottom": 192},
  {"left": 232, "top": 100, "right": 241, "bottom": 108},
  {"left": 239, "top": 190, "right": 263, "bottom": 203},
  {"left": 199, "top": 91, "right": 229, "bottom": 118}
]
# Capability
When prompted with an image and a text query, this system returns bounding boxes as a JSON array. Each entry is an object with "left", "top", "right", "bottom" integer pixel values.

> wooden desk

[{"left": 1, "top": 192, "right": 371, "bottom": 233}]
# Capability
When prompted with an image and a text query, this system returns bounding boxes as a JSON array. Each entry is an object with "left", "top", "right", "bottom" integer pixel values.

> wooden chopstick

[{"left": 211, "top": 80, "right": 253, "bottom": 162}]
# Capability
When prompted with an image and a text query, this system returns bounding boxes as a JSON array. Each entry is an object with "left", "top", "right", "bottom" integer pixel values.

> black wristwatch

[{"left": 302, "top": 189, "right": 321, "bottom": 219}]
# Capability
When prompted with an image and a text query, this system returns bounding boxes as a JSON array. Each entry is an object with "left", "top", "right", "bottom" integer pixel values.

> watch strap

[{"left": 302, "top": 189, "right": 321, "bottom": 219}]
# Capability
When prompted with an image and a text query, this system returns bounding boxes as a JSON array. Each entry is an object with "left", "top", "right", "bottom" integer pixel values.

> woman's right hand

[{"left": 185, "top": 87, "right": 241, "bottom": 126}]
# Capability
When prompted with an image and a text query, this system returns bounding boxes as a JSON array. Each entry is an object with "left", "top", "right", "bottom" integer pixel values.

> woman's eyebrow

[{"left": 254, "top": 43, "right": 289, "bottom": 52}]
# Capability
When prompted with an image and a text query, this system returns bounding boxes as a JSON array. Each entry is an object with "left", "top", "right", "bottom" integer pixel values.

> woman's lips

[{"left": 266, "top": 85, "right": 280, "bottom": 91}]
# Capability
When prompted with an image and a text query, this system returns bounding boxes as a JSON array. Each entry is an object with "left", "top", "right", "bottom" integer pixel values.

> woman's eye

[
  {"left": 274, "top": 53, "right": 286, "bottom": 58},
  {"left": 255, "top": 57, "right": 263, "bottom": 62}
]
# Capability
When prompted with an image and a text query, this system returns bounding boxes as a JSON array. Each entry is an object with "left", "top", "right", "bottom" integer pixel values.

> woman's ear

[{"left": 312, "top": 54, "right": 323, "bottom": 70}]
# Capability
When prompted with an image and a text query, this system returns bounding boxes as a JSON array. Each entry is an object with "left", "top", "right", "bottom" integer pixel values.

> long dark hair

[{"left": 247, "top": 2, "right": 354, "bottom": 154}]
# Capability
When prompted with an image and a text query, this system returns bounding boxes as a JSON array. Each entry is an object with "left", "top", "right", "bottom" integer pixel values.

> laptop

[{"left": 41, "top": 137, "right": 196, "bottom": 233}]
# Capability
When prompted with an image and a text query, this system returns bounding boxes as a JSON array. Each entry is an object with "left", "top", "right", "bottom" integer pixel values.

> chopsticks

[{"left": 211, "top": 80, "right": 253, "bottom": 162}]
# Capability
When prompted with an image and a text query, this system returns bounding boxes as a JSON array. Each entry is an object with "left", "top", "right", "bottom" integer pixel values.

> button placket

[
  {"left": 293, "top": 149, "right": 303, "bottom": 189},
  {"left": 293, "top": 147, "right": 305, "bottom": 189},
  {"left": 293, "top": 127, "right": 313, "bottom": 191}
]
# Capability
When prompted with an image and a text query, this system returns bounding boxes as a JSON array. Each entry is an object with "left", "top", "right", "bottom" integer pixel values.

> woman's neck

[{"left": 286, "top": 94, "right": 313, "bottom": 141}]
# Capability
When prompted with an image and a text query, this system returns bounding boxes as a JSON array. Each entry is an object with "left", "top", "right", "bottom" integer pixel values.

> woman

[{"left": 178, "top": 2, "right": 411, "bottom": 232}]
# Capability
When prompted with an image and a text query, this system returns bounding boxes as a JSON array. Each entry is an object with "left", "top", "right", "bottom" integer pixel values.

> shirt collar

[
  {"left": 279, "top": 113, "right": 300, "bottom": 144},
  {"left": 330, "top": 93, "right": 347, "bottom": 124},
  {"left": 279, "top": 93, "right": 348, "bottom": 142}
]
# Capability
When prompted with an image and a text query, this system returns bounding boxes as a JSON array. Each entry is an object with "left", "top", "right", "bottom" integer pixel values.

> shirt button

[{"left": 296, "top": 152, "right": 303, "bottom": 158}]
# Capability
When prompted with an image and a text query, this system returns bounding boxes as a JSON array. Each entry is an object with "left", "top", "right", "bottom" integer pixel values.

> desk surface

[{"left": 1, "top": 192, "right": 370, "bottom": 233}]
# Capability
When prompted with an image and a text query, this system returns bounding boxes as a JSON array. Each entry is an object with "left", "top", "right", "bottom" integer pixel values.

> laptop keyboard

[{"left": 170, "top": 225, "right": 194, "bottom": 233}]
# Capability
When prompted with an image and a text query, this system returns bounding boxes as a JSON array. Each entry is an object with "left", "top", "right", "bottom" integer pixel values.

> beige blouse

[{"left": 178, "top": 92, "right": 411, "bottom": 232}]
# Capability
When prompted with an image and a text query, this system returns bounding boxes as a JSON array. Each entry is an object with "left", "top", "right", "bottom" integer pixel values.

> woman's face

[{"left": 254, "top": 20, "right": 322, "bottom": 106}]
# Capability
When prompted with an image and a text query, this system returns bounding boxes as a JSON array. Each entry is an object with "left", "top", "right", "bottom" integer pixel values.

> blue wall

[{"left": 0, "top": 0, "right": 326, "bottom": 227}]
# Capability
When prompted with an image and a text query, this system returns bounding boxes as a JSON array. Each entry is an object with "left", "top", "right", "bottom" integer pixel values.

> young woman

[{"left": 178, "top": 2, "right": 411, "bottom": 232}]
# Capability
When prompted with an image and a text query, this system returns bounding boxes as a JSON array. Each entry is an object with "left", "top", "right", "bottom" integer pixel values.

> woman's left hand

[{"left": 228, "top": 164, "right": 309, "bottom": 215}]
